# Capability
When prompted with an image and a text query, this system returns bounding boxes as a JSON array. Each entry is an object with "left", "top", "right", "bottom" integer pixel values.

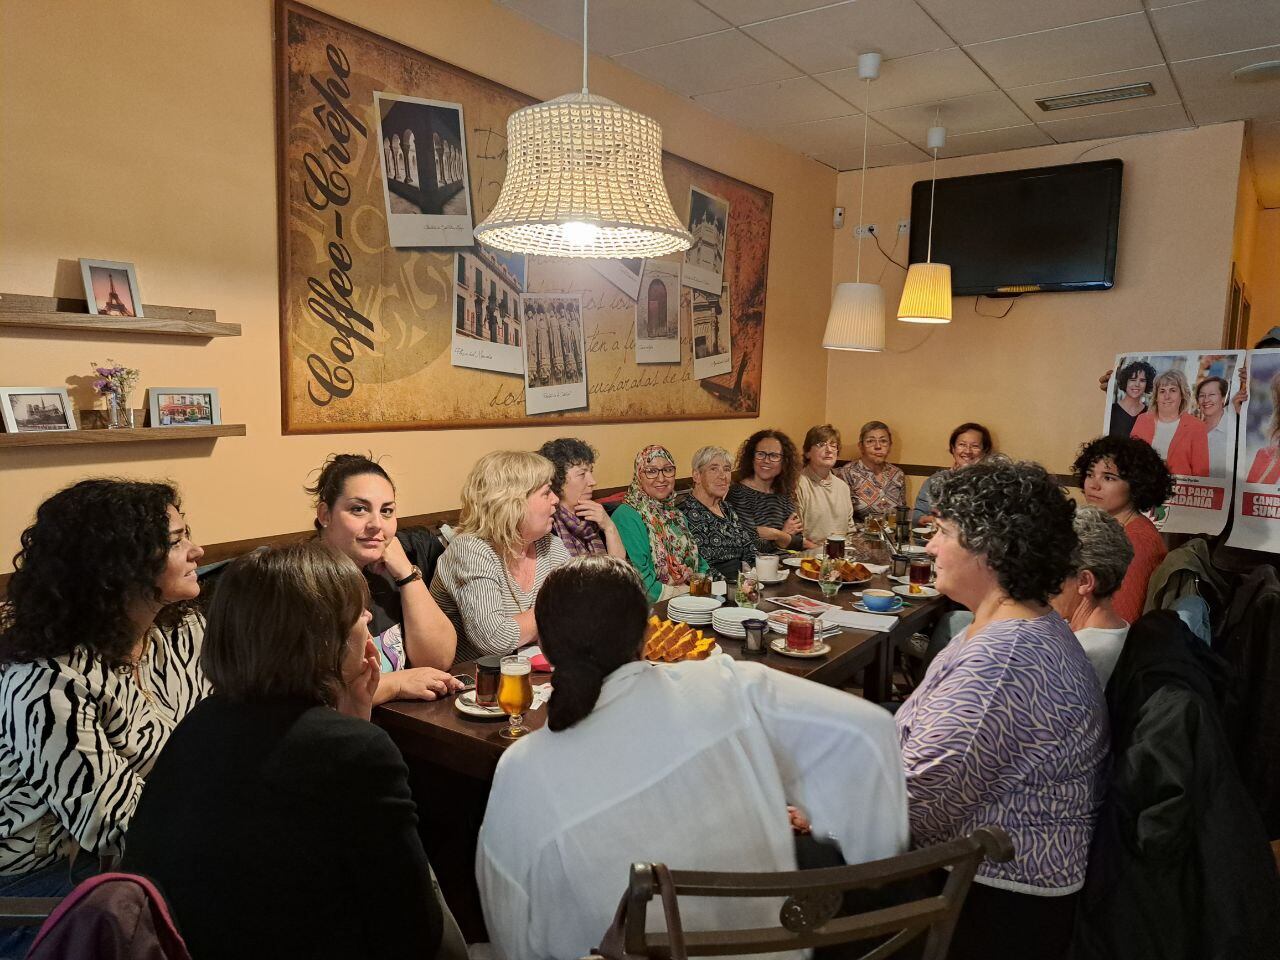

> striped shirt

[
  {"left": 725, "top": 483, "right": 802, "bottom": 554},
  {"left": 0, "top": 614, "right": 209, "bottom": 875},
  {"left": 430, "top": 534, "right": 570, "bottom": 664}
]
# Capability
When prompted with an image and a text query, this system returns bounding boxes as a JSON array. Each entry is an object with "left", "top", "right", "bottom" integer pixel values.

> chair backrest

[
  {"left": 0, "top": 897, "right": 61, "bottom": 928},
  {"left": 24, "top": 872, "right": 191, "bottom": 960},
  {"left": 620, "top": 827, "right": 1013, "bottom": 960}
]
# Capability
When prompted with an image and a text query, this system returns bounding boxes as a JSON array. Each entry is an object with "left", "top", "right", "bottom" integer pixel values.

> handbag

[{"left": 595, "top": 864, "right": 688, "bottom": 960}]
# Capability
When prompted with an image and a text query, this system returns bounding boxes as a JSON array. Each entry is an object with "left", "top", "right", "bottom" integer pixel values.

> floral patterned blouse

[
  {"left": 677, "top": 494, "right": 757, "bottom": 579},
  {"left": 835, "top": 459, "right": 906, "bottom": 521}
]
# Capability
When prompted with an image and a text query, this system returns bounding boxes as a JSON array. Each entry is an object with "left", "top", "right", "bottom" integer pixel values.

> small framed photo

[
  {"left": 0, "top": 387, "right": 78, "bottom": 433},
  {"left": 79, "top": 259, "right": 144, "bottom": 318},
  {"left": 148, "top": 388, "right": 221, "bottom": 427}
]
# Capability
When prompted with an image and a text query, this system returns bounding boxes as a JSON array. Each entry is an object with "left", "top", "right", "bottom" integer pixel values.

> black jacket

[
  {"left": 122, "top": 696, "right": 444, "bottom": 960},
  {"left": 1071, "top": 611, "right": 1280, "bottom": 960}
]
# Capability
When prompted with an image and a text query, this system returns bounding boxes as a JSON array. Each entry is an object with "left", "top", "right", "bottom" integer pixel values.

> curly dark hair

[
  {"left": 1072, "top": 436, "right": 1173, "bottom": 513},
  {"left": 305, "top": 454, "right": 393, "bottom": 531},
  {"left": 537, "top": 437, "right": 597, "bottom": 496},
  {"left": 934, "top": 460, "right": 1078, "bottom": 605},
  {"left": 735, "top": 429, "right": 801, "bottom": 500},
  {"left": 1116, "top": 360, "right": 1157, "bottom": 395},
  {"left": 1, "top": 479, "right": 187, "bottom": 667}
]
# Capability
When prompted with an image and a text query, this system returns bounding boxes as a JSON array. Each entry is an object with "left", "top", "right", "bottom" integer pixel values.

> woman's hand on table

[{"left": 378, "top": 667, "right": 463, "bottom": 704}]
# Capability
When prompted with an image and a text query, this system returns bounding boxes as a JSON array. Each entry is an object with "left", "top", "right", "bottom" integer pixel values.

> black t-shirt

[
  {"left": 1109, "top": 402, "right": 1146, "bottom": 438},
  {"left": 364, "top": 567, "right": 403, "bottom": 640}
]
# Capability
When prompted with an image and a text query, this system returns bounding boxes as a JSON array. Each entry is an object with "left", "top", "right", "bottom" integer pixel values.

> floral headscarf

[{"left": 623, "top": 444, "right": 701, "bottom": 586}]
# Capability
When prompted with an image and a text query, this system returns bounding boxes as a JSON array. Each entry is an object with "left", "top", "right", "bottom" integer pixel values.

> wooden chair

[
  {"left": 613, "top": 827, "right": 1013, "bottom": 960},
  {"left": 0, "top": 897, "right": 61, "bottom": 928}
]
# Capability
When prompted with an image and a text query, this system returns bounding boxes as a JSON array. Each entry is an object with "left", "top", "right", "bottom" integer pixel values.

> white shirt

[
  {"left": 1151, "top": 418, "right": 1178, "bottom": 459},
  {"left": 477, "top": 657, "right": 908, "bottom": 960},
  {"left": 1075, "top": 625, "right": 1129, "bottom": 689},
  {"left": 1205, "top": 410, "right": 1236, "bottom": 478}
]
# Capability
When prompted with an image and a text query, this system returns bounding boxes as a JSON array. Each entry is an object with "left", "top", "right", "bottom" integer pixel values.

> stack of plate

[
  {"left": 711, "top": 606, "right": 766, "bottom": 638},
  {"left": 667, "top": 595, "right": 723, "bottom": 626}
]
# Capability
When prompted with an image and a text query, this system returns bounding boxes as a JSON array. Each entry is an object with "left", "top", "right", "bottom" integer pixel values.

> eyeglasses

[
  {"left": 640, "top": 464, "right": 677, "bottom": 479},
  {"left": 753, "top": 451, "right": 783, "bottom": 463},
  {"left": 813, "top": 440, "right": 840, "bottom": 451},
  {"left": 954, "top": 443, "right": 985, "bottom": 453}
]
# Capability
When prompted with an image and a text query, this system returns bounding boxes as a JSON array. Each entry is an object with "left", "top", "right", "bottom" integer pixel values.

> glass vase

[{"left": 107, "top": 391, "right": 134, "bottom": 429}]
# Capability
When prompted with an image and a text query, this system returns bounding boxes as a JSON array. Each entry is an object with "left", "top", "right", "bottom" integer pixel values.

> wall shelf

[
  {"left": 0, "top": 293, "right": 239, "bottom": 338},
  {"left": 0, "top": 424, "right": 247, "bottom": 448}
]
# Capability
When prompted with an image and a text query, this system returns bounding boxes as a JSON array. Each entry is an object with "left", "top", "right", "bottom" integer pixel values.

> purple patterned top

[{"left": 895, "top": 614, "right": 1108, "bottom": 894}]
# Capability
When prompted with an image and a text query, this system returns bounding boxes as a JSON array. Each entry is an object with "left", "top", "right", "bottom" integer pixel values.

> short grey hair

[
  {"left": 691, "top": 445, "right": 732, "bottom": 474},
  {"left": 1072, "top": 506, "right": 1133, "bottom": 600}
]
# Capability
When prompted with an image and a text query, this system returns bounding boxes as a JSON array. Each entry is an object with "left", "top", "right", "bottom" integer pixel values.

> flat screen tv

[{"left": 907, "top": 159, "right": 1122, "bottom": 297}]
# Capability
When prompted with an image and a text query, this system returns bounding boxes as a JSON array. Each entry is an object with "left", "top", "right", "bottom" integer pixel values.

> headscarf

[{"left": 623, "top": 445, "right": 701, "bottom": 586}]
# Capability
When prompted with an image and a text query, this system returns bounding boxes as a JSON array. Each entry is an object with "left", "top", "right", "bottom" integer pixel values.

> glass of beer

[{"left": 498, "top": 656, "right": 534, "bottom": 741}]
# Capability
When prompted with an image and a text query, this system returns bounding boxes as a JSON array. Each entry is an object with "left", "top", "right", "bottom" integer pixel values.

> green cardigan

[{"left": 611, "top": 503, "right": 709, "bottom": 602}]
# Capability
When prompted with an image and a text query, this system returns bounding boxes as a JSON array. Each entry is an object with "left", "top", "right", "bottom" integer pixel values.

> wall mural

[{"left": 275, "top": 1, "right": 773, "bottom": 433}]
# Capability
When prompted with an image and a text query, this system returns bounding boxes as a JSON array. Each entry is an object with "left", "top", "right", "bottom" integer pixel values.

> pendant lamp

[
  {"left": 473, "top": 0, "right": 692, "bottom": 259},
  {"left": 823, "top": 53, "right": 885, "bottom": 352},
  {"left": 897, "top": 123, "right": 952, "bottom": 324}
]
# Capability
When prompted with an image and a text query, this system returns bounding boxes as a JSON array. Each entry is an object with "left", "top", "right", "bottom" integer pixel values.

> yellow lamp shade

[
  {"left": 823, "top": 282, "right": 885, "bottom": 351},
  {"left": 897, "top": 262, "right": 953, "bottom": 324}
]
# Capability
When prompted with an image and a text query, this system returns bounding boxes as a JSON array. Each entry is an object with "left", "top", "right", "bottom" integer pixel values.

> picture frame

[
  {"left": 79, "top": 259, "right": 144, "bottom": 318},
  {"left": 0, "top": 387, "right": 78, "bottom": 433},
  {"left": 147, "top": 387, "right": 221, "bottom": 427}
]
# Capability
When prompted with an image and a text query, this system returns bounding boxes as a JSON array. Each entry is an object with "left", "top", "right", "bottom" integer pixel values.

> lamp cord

[
  {"left": 581, "top": 0, "right": 589, "bottom": 94},
  {"left": 855, "top": 77, "right": 871, "bottom": 283},
  {"left": 926, "top": 146, "right": 937, "bottom": 264}
]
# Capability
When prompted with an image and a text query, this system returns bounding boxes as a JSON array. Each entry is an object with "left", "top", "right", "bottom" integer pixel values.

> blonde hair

[
  {"left": 455, "top": 451, "right": 555, "bottom": 558},
  {"left": 1152, "top": 369, "right": 1191, "bottom": 415}
]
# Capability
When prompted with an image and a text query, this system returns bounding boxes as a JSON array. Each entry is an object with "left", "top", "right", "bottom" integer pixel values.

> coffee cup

[
  {"left": 755, "top": 555, "right": 780, "bottom": 578},
  {"left": 862, "top": 589, "right": 899, "bottom": 612}
]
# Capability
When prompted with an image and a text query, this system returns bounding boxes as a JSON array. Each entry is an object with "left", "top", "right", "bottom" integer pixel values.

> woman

[
  {"left": 1108, "top": 359, "right": 1156, "bottom": 438},
  {"left": 726, "top": 429, "right": 811, "bottom": 553},
  {"left": 537, "top": 437, "right": 625, "bottom": 558},
  {"left": 1245, "top": 371, "right": 1280, "bottom": 484},
  {"left": 896, "top": 461, "right": 1108, "bottom": 960},
  {"left": 430, "top": 451, "right": 569, "bottom": 662},
  {"left": 913, "top": 422, "right": 992, "bottom": 523},
  {"left": 835, "top": 420, "right": 906, "bottom": 521},
  {"left": 0, "top": 480, "right": 208, "bottom": 957},
  {"left": 309, "top": 454, "right": 460, "bottom": 702},
  {"left": 795, "top": 424, "right": 853, "bottom": 546},
  {"left": 1130, "top": 369, "right": 1210, "bottom": 477},
  {"left": 611, "top": 445, "right": 708, "bottom": 602},
  {"left": 122, "top": 544, "right": 462, "bottom": 960},
  {"left": 1073, "top": 436, "right": 1174, "bottom": 624},
  {"left": 678, "top": 445, "right": 757, "bottom": 579},
  {"left": 478, "top": 556, "right": 908, "bottom": 960}
]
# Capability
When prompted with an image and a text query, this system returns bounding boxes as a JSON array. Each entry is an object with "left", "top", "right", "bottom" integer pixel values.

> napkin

[
  {"left": 822, "top": 609, "right": 899, "bottom": 632},
  {"left": 530, "top": 682, "right": 552, "bottom": 711}
]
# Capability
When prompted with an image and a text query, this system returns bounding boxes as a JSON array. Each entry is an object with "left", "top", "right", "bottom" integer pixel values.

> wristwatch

[{"left": 394, "top": 565, "right": 423, "bottom": 588}]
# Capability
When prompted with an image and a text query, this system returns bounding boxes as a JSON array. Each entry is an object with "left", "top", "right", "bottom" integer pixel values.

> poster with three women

[
  {"left": 1228, "top": 348, "right": 1280, "bottom": 552},
  {"left": 1104, "top": 349, "right": 1246, "bottom": 536}
]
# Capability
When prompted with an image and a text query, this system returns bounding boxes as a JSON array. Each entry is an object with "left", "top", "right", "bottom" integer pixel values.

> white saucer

[
  {"left": 454, "top": 690, "right": 506, "bottom": 719},
  {"left": 781, "top": 556, "right": 807, "bottom": 568},
  {"left": 898, "top": 544, "right": 929, "bottom": 555},
  {"left": 751, "top": 571, "right": 791, "bottom": 585},
  {"left": 889, "top": 574, "right": 935, "bottom": 585},
  {"left": 853, "top": 600, "right": 904, "bottom": 614},
  {"left": 892, "top": 584, "right": 939, "bottom": 599},
  {"left": 769, "top": 637, "right": 832, "bottom": 659}
]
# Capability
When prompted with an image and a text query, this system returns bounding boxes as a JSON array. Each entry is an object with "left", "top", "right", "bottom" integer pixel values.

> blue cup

[{"left": 861, "top": 589, "right": 899, "bottom": 612}]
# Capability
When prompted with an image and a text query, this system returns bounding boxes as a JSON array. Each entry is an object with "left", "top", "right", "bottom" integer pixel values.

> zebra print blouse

[{"left": 0, "top": 614, "right": 209, "bottom": 875}]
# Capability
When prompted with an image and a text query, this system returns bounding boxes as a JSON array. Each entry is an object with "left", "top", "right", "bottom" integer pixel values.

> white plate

[
  {"left": 796, "top": 570, "right": 870, "bottom": 589},
  {"left": 668, "top": 596, "right": 724, "bottom": 614},
  {"left": 781, "top": 556, "right": 808, "bottom": 568},
  {"left": 752, "top": 571, "right": 791, "bottom": 585},
  {"left": 669, "top": 615, "right": 713, "bottom": 626},
  {"left": 892, "top": 584, "right": 939, "bottom": 599},
  {"left": 889, "top": 574, "right": 935, "bottom": 585},
  {"left": 454, "top": 690, "right": 506, "bottom": 719},
  {"left": 912, "top": 527, "right": 933, "bottom": 536},
  {"left": 898, "top": 544, "right": 928, "bottom": 555},
  {"left": 769, "top": 637, "right": 832, "bottom": 659},
  {"left": 713, "top": 607, "right": 770, "bottom": 625},
  {"left": 853, "top": 600, "right": 904, "bottom": 614}
]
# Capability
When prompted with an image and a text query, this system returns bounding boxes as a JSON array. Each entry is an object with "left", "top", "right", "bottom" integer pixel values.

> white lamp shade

[
  {"left": 823, "top": 282, "right": 885, "bottom": 351},
  {"left": 897, "top": 262, "right": 953, "bottom": 324},
  {"left": 474, "top": 92, "right": 693, "bottom": 259}
]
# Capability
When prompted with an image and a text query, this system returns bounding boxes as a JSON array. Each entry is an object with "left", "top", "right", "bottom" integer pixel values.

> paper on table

[
  {"left": 530, "top": 682, "right": 552, "bottom": 711},
  {"left": 822, "top": 609, "right": 899, "bottom": 632}
]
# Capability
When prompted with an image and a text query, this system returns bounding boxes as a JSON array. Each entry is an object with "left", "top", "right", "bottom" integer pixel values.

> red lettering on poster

[
  {"left": 1243, "top": 492, "right": 1280, "bottom": 519},
  {"left": 1168, "top": 483, "right": 1224, "bottom": 511}
]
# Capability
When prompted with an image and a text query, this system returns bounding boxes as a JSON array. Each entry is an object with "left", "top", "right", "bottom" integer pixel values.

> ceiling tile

[
  {"left": 614, "top": 30, "right": 800, "bottom": 96},
  {"left": 694, "top": 76, "right": 856, "bottom": 127},
  {"left": 865, "top": 141, "right": 934, "bottom": 169},
  {"left": 741, "top": 0, "right": 954, "bottom": 75},
  {"left": 1037, "top": 102, "right": 1193, "bottom": 142},
  {"left": 1248, "top": 119, "right": 1280, "bottom": 206},
  {"left": 764, "top": 114, "right": 905, "bottom": 156},
  {"left": 873, "top": 90, "right": 1031, "bottom": 140},
  {"left": 964, "top": 13, "right": 1164, "bottom": 88},
  {"left": 915, "top": 0, "right": 1142, "bottom": 45},
  {"left": 1007, "top": 64, "right": 1181, "bottom": 121},
  {"left": 816, "top": 48, "right": 996, "bottom": 112},
  {"left": 696, "top": 0, "right": 835, "bottom": 26},
  {"left": 1151, "top": 0, "right": 1280, "bottom": 62},
  {"left": 498, "top": 0, "right": 730, "bottom": 56},
  {"left": 1172, "top": 43, "right": 1280, "bottom": 124},
  {"left": 935, "top": 124, "right": 1054, "bottom": 157}
]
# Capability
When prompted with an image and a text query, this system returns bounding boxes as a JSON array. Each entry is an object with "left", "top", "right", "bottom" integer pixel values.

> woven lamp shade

[
  {"left": 474, "top": 92, "right": 692, "bottom": 259},
  {"left": 897, "top": 262, "right": 953, "bottom": 324},
  {"left": 823, "top": 282, "right": 885, "bottom": 351}
]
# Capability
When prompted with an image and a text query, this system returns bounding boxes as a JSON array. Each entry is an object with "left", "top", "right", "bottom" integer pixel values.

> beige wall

[
  {"left": 827, "top": 122, "right": 1245, "bottom": 486},
  {"left": 0, "top": 0, "right": 837, "bottom": 569},
  {"left": 1248, "top": 208, "right": 1280, "bottom": 346}
]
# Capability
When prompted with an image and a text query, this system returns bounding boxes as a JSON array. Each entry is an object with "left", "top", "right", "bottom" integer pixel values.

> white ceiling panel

[
  {"left": 1150, "top": 0, "right": 1280, "bottom": 63},
  {"left": 694, "top": 76, "right": 856, "bottom": 127},
  {"left": 935, "top": 124, "right": 1054, "bottom": 157},
  {"left": 1007, "top": 64, "right": 1180, "bottom": 121},
  {"left": 1172, "top": 44, "right": 1280, "bottom": 124},
  {"left": 1249, "top": 119, "right": 1280, "bottom": 206},
  {"left": 498, "top": 0, "right": 730, "bottom": 56},
  {"left": 614, "top": 29, "right": 800, "bottom": 96},
  {"left": 915, "top": 0, "right": 1142, "bottom": 45},
  {"left": 1037, "top": 101, "right": 1193, "bottom": 142},
  {"left": 741, "top": 0, "right": 954, "bottom": 75},
  {"left": 817, "top": 48, "right": 997, "bottom": 112},
  {"left": 765, "top": 114, "right": 905, "bottom": 155},
  {"left": 695, "top": 0, "right": 836, "bottom": 26},
  {"left": 964, "top": 13, "right": 1164, "bottom": 88},
  {"left": 873, "top": 90, "right": 1031, "bottom": 140},
  {"left": 864, "top": 141, "right": 935, "bottom": 168}
]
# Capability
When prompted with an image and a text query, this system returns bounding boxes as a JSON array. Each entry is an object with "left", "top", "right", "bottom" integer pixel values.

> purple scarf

[{"left": 550, "top": 504, "right": 606, "bottom": 557}]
